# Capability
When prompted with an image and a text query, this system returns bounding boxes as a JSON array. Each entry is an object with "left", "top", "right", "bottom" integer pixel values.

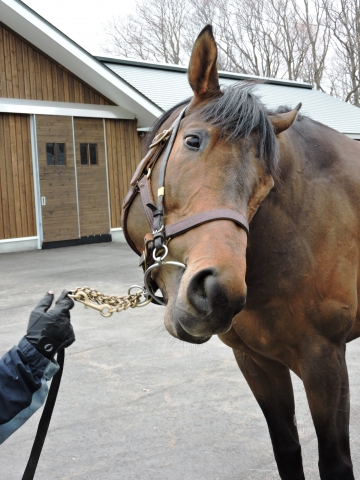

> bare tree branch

[
  {"left": 101, "top": 0, "right": 359, "bottom": 108},
  {"left": 291, "top": 0, "right": 331, "bottom": 89},
  {"left": 323, "top": 0, "right": 360, "bottom": 106},
  {"left": 102, "top": 0, "right": 188, "bottom": 64}
]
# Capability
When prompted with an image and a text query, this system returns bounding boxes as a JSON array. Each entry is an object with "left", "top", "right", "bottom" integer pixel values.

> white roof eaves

[
  {"left": 0, "top": 0, "right": 163, "bottom": 127},
  {"left": 0, "top": 98, "right": 136, "bottom": 119},
  {"left": 344, "top": 133, "right": 360, "bottom": 140}
]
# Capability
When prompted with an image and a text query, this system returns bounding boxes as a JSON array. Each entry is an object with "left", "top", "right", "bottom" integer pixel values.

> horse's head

[{"left": 126, "top": 26, "right": 300, "bottom": 344}]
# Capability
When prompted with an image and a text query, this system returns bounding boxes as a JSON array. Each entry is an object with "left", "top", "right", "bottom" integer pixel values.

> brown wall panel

[
  {"left": 73, "top": 117, "right": 110, "bottom": 236},
  {"left": 105, "top": 119, "right": 141, "bottom": 228},
  {"left": 0, "top": 23, "right": 114, "bottom": 105},
  {"left": 37, "top": 115, "right": 79, "bottom": 242},
  {"left": 0, "top": 114, "right": 36, "bottom": 239}
]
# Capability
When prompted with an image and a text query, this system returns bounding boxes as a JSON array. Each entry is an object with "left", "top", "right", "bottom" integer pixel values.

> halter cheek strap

[{"left": 146, "top": 107, "right": 187, "bottom": 257}]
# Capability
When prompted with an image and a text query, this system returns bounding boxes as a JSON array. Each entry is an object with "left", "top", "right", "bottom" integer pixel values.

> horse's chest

[{"left": 219, "top": 306, "right": 302, "bottom": 367}]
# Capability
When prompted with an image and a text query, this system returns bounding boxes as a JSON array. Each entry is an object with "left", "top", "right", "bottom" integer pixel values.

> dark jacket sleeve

[{"left": 0, "top": 337, "right": 59, "bottom": 444}]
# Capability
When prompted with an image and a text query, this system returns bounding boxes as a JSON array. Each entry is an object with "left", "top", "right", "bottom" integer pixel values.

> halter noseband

[{"left": 122, "top": 106, "right": 249, "bottom": 304}]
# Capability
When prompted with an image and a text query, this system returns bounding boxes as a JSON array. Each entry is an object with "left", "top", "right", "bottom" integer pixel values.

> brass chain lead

[{"left": 68, "top": 286, "right": 151, "bottom": 317}]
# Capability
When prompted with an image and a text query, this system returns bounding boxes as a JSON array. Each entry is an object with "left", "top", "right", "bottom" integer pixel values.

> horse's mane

[
  {"left": 144, "top": 82, "right": 292, "bottom": 177},
  {"left": 199, "top": 83, "right": 279, "bottom": 176}
]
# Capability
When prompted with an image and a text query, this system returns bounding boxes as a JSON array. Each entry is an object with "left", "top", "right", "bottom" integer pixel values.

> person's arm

[{"left": 0, "top": 290, "right": 75, "bottom": 444}]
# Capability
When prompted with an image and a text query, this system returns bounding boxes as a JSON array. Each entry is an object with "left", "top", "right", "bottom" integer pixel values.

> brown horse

[{"left": 125, "top": 25, "right": 360, "bottom": 479}]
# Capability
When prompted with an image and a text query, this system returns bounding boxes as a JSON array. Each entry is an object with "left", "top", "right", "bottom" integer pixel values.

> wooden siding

[
  {"left": 0, "top": 113, "right": 36, "bottom": 239},
  {"left": 105, "top": 119, "right": 141, "bottom": 228},
  {"left": 37, "top": 115, "right": 79, "bottom": 242},
  {"left": 0, "top": 23, "right": 114, "bottom": 105},
  {"left": 73, "top": 118, "right": 110, "bottom": 236}
]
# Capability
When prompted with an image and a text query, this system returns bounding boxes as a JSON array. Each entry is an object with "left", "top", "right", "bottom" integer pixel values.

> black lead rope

[{"left": 22, "top": 349, "right": 65, "bottom": 480}]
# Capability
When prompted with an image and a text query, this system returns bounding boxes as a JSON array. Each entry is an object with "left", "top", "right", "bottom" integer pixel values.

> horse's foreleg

[
  {"left": 300, "top": 340, "right": 354, "bottom": 480},
  {"left": 233, "top": 349, "right": 305, "bottom": 480}
]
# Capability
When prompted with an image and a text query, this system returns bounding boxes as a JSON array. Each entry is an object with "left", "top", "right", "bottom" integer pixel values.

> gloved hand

[{"left": 26, "top": 290, "right": 75, "bottom": 359}]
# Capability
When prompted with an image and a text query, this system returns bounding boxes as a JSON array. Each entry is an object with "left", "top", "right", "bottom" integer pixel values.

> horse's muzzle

[{"left": 174, "top": 267, "right": 246, "bottom": 338}]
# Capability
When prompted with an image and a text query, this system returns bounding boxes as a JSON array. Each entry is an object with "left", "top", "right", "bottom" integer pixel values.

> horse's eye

[{"left": 184, "top": 135, "right": 201, "bottom": 149}]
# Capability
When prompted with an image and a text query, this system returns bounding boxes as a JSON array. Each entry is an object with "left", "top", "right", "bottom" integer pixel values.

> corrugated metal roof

[
  {"left": 102, "top": 64, "right": 192, "bottom": 110},
  {"left": 97, "top": 56, "right": 313, "bottom": 89},
  {"left": 100, "top": 58, "right": 360, "bottom": 137}
]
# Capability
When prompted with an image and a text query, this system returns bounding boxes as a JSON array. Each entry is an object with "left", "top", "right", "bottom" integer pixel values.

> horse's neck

[
  {"left": 245, "top": 121, "right": 358, "bottom": 299},
  {"left": 244, "top": 131, "right": 310, "bottom": 301}
]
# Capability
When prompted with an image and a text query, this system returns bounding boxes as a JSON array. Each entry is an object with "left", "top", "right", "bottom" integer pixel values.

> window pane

[
  {"left": 89, "top": 144, "right": 97, "bottom": 165},
  {"left": 80, "top": 144, "right": 88, "bottom": 165},
  {"left": 56, "top": 143, "right": 66, "bottom": 165},
  {"left": 46, "top": 143, "right": 55, "bottom": 165}
]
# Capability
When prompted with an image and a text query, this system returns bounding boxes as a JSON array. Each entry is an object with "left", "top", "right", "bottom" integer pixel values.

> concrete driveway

[{"left": 1, "top": 242, "right": 360, "bottom": 480}]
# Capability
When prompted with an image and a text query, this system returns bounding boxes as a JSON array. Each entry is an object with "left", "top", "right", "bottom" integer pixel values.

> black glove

[{"left": 26, "top": 290, "right": 75, "bottom": 359}]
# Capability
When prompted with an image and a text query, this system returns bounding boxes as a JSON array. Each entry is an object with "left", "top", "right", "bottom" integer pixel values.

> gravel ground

[{"left": 1, "top": 242, "right": 360, "bottom": 480}]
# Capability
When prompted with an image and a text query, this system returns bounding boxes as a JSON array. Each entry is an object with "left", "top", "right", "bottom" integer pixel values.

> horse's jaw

[
  {"left": 163, "top": 282, "right": 245, "bottom": 344},
  {"left": 164, "top": 303, "right": 212, "bottom": 344}
]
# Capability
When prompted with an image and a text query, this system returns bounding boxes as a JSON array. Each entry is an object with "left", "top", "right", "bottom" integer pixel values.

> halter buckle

[
  {"left": 149, "top": 129, "right": 171, "bottom": 148},
  {"left": 152, "top": 224, "right": 164, "bottom": 235}
]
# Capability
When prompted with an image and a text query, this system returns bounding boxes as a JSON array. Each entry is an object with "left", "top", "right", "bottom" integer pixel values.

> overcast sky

[{"left": 23, "top": 0, "right": 136, "bottom": 55}]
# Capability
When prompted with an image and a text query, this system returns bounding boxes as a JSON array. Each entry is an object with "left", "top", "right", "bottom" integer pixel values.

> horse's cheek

[
  {"left": 247, "top": 174, "right": 274, "bottom": 222},
  {"left": 127, "top": 196, "right": 149, "bottom": 252}
]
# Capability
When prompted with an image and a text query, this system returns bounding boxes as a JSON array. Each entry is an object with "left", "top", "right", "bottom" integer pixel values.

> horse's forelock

[
  {"left": 199, "top": 82, "right": 279, "bottom": 177},
  {"left": 144, "top": 83, "right": 280, "bottom": 177}
]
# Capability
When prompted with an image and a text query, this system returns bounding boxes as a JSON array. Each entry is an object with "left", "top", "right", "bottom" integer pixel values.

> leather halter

[{"left": 122, "top": 107, "right": 249, "bottom": 268}]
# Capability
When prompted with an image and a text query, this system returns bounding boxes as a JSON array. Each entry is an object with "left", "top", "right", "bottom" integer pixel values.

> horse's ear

[
  {"left": 188, "top": 25, "right": 220, "bottom": 101},
  {"left": 269, "top": 103, "right": 302, "bottom": 134}
]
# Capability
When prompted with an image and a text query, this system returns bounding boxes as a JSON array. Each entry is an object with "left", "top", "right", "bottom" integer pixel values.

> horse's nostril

[{"left": 187, "top": 267, "right": 228, "bottom": 315}]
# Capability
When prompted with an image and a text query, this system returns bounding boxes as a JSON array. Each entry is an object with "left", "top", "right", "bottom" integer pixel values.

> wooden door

[
  {"left": 0, "top": 114, "right": 36, "bottom": 240},
  {"left": 104, "top": 119, "right": 141, "bottom": 228},
  {"left": 73, "top": 118, "right": 110, "bottom": 237},
  {"left": 37, "top": 115, "right": 79, "bottom": 244}
]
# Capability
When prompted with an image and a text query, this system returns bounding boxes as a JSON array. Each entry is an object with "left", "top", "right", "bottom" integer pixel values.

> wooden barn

[
  {"left": 2, "top": 1, "right": 360, "bottom": 254},
  {"left": 0, "top": 0, "right": 161, "bottom": 253}
]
